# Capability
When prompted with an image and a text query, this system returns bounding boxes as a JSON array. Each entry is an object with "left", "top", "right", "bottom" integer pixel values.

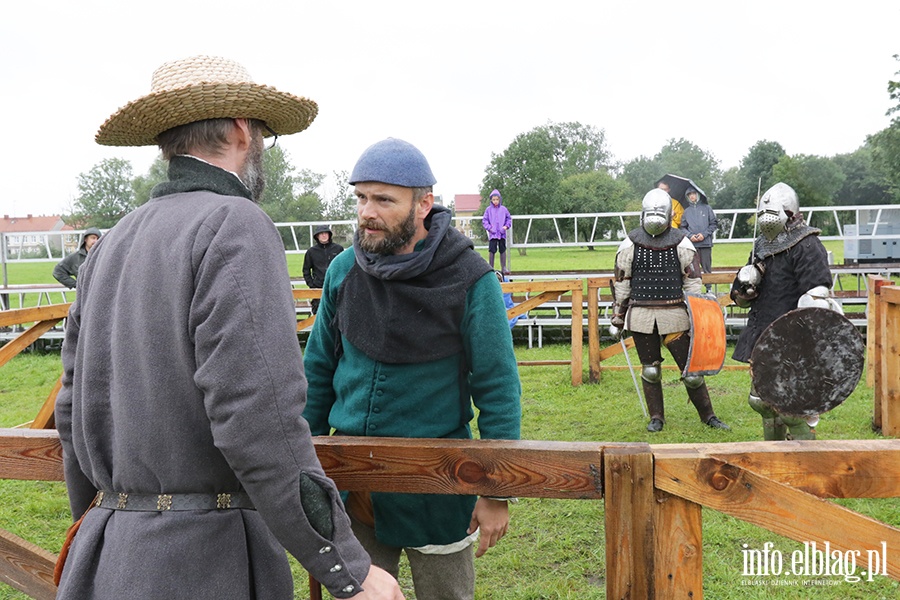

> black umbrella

[{"left": 654, "top": 174, "right": 708, "bottom": 206}]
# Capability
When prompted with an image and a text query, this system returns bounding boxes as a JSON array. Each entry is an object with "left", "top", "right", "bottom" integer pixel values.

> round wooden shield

[{"left": 750, "top": 307, "right": 865, "bottom": 417}]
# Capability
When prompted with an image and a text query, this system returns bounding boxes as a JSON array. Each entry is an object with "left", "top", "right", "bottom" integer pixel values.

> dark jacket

[
  {"left": 52, "top": 227, "right": 102, "bottom": 288},
  {"left": 679, "top": 201, "right": 717, "bottom": 249},
  {"left": 303, "top": 226, "right": 344, "bottom": 289},
  {"left": 731, "top": 234, "right": 832, "bottom": 362}
]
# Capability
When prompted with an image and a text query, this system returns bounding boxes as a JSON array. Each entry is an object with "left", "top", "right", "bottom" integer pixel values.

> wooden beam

[
  {"left": 653, "top": 490, "right": 702, "bottom": 599},
  {"left": 653, "top": 441, "right": 900, "bottom": 498},
  {"left": 314, "top": 437, "right": 605, "bottom": 499},
  {"left": 31, "top": 375, "right": 62, "bottom": 430},
  {"left": 604, "top": 444, "right": 654, "bottom": 599},
  {"left": 0, "top": 429, "right": 64, "bottom": 482},
  {"left": 0, "top": 527, "right": 58, "bottom": 600},
  {"left": 586, "top": 280, "right": 603, "bottom": 383},
  {"left": 597, "top": 336, "right": 634, "bottom": 362},
  {"left": 570, "top": 286, "right": 583, "bottom": 386},
  {"left": 881, "top": 287, "right": 900, "bottom": 437},
  {"left": 0, "top": 305, "right": 70, "bottom": 329},
  {"left": 0, "top": 320, "right": 62, "bottom": 368},
  {"left": 866, "top": 275, "right": 886, "bottom": 391},
  {"left": 654, "top": 454, "right": 900, "bottom": 581}
]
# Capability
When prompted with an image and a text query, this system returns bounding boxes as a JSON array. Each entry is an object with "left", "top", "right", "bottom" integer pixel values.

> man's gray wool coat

[{"left": 55, "top": 182, "right": 371, "bottom": 598}]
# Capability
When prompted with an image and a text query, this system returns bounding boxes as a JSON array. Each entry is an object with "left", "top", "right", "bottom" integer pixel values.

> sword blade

[{"left": 621, "top": 337, "right": 649, "bottom": 419}]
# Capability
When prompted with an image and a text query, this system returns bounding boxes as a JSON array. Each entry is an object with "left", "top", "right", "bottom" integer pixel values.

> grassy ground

[{"left": 0, "top": 345, "right": 897, "bottom": 599}]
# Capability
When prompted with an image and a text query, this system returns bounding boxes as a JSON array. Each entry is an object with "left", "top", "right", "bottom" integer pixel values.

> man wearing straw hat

[{"left": 55, "top": 56, "right": 403, "bottom": 599}]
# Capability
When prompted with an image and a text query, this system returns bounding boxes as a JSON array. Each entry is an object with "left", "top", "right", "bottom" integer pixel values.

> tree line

[{"left": 68, "top": 56, "right": 900, "bottom": 239}]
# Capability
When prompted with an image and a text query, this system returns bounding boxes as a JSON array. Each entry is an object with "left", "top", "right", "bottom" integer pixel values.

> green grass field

[{"left": 0, "top": 344, "right": 897, "bottom": 599}]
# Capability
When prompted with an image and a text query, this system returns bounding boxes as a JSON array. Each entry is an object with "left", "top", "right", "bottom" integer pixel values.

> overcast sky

[{"left": 2, "top": 1, "right": 897, "bottom": 219}]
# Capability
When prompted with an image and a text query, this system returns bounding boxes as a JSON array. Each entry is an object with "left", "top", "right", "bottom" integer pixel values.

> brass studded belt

[{"left": 95, "top": 491, "right": 255, "bottom": 512}]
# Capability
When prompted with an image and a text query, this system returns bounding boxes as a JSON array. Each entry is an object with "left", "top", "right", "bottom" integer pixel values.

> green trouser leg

[
  {"left": 781, "top": 415, "right": 816, "bottom": 440},
  {"left": 748, "top": 393, "right": 786, "bottom": 441}
]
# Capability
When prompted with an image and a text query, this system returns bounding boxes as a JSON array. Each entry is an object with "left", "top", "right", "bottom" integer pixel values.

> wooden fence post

[
  {"left": 587, "top": 279, "right": 601, "bottom": 383},
  {"left": 653, "top": 490, "right": 703, "bottom": 599},
  {"left": 570, "top": 285, "right": 583, "bottom": 386},
  {"left": 880, "top": 286, "right": 900, "bottom": 437},
  {"left": 604, "top": 444, "right": 654, "bottom": 599},
  {"left": 868, "top": 276, "right": 886, "bottom": 430}
]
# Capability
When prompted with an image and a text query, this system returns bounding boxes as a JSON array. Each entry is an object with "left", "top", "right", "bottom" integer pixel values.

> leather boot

[
  {"left": 489, "top": 252, "right": 496, "bottom": 269},
  {"left": 642, "top": 379, "right": 665, "bottom": 432},
  {"left": 500, "top": 252, "right": 509, "bottom": 274}
]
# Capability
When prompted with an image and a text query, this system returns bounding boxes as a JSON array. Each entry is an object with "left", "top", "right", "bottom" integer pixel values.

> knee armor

[
  {"left": 683, "top": 374, "right": 704, "bottom": 389},
  {"left": 641, "top": 364, "right": 662, "bottom": 384}
]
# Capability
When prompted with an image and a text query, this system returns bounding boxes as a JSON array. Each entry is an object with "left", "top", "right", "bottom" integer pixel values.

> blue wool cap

[{"left": 348, "top": 138, "right": 437, "bottom": 187}]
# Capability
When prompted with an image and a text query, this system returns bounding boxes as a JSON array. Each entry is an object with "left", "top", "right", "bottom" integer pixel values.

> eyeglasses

[{"left": 263, "top": 124, "right": 278, "bottom": 151}]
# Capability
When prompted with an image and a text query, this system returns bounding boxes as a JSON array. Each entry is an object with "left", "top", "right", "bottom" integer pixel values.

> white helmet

[
  {"left": 641, "top": 188, "right": 672, "bottom": 236},
  {"left": 757, "top": 182, "right": 800, "bottom": 241}
]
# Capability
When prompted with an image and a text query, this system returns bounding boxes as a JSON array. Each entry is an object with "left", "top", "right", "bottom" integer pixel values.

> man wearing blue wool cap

[{"left": 303, "top": 138, "right": 522, "bottom": 599}]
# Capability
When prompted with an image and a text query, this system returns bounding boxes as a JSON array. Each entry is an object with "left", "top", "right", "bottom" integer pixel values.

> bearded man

[
  {"left": 302, "top": 138, "right": 522, "bottom": 600},
  {"left": 55, "top": 56, "right": 402, "bottom": 600}
]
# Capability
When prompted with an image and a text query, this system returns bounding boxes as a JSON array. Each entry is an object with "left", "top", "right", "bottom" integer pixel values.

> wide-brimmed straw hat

[{"left": 96, "top": 55, "right": 318, "bottom": 146}]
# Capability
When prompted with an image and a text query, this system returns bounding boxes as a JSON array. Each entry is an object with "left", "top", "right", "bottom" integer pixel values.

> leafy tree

[
  {"left": 132, "top": 156, "right": 169, "bottom": 207},
  {"left": 619, "top": 138, "right": 721, "bottom": 201},
  {"left": 831, "top": 146, "right": 894, "bottom": 205},
  {"left": 713, "top": 140, "right": 786, "bottom": 211},
  {"left": 67, "top": 158, "right": 135, "bottom": 228},
  {"left": 321, "top": 170, "right": 356, "bottom": 221},
  {"left": 866, "top": 54, "right": 900, "bottom": 201},
  {"left": 771, "top": 154, "right": 845, "bottom": 208},
  {"left": 558, "top": 170, "right": 634, "bottom": 243},
  {"left": 480, "top": 121, "right": 612, "bottom": 246}
]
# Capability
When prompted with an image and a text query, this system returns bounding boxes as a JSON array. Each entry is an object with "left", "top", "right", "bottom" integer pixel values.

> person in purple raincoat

[{"left": 481, "top": 189, "right": 512, "bottom": 274}]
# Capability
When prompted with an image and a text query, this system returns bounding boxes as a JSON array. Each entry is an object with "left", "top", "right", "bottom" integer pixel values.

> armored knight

[
  {"left": 610, "top": 188, "right": 730, "bottom": 433},
  {"left": 731, "top": 182, "right": 839, "bottom": 440}
]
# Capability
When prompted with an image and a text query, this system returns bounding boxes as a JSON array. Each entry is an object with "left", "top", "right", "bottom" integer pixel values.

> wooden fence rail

[{"left": 0, "top": 432, "right": 897, "bottom": 599}]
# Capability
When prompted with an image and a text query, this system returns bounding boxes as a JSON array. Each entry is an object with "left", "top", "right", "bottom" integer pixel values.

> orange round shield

[{"left": 684, "top": 293, "right": 726, "bottom": 377}]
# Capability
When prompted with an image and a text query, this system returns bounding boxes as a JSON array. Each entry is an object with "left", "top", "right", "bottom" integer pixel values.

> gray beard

[{"left": 240, "top": 138, "right": 266, "bottom": 203}]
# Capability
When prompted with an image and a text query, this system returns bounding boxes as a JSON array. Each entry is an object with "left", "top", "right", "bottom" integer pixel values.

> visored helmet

[
  {"left": 641, "top": 188, "right": 672, "bottom": 236},
  {"left": 757, "top": 182, "right": 800, "bottom": 241}
]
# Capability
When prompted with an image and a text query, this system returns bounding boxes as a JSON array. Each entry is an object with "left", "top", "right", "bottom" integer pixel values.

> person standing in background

[{"left": 482, "top": 189, "right": 512, "bottom": 274}]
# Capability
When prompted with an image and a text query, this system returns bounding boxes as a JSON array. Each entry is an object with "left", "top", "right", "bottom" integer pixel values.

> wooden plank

[
  {"left": 570, "top": 286, "right": 583, "bottom": 386},
  {"left": 653, "top": 441, "right": 900, "bottom": 498},
  {"left": 597, "top": 337, "right": 634, "bottom": 362},
  {"left": 500, "top": 280, "right": 581, "bottom": 294},
  {"left": 882, "top": 295, "right": 900, "bottom": 437},
  {"left": 314, "top": 437, "right": 605, "bottom": 499},
  {"left": 0, "top": 320, "right": 61, "bottom": 368},
  {"left": 604, "top": 444, "right": 654, "bottom": 600},
  {"left": 31, "top": 375, "right": 62, "bottom": 430},
  {"left": 0, "top": 304, "right": 70, "bottom": 329},
  {"left": 0, "top": 527, "right": 58, "bottom": 600},
  {"left": 0, "top": 429, "right": 64, "bottom": 482},
  {"left": 296, "top": 315, "right": 316, "bottom": 332},
  {"left": 654, "top": 454, "right": 900, "bottom": 580},
  {"left": 653, "top": 490, "right": 702, "bottom": 599},
  {"left": 868, "top": 276, "right": 885, "bottom": 425},
  {"left": 587, "top": 281, "right": 602, "bottom": 383},
  {"left": 882, "top": 285, "right": 900, "bottom": 304},
  {"left": 291, "top": 289, "right": 322, "bottom": 300},
  {"left": 516, "top": 360, "right": 571, "bottom": 366},
  {"left": 507, "top": 291, "right": 563, "bottom": 318}
]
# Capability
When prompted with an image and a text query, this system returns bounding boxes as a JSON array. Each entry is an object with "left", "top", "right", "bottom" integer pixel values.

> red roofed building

[
  {"left": 453, "top": 194, "right": 483, "bottom": 239},
  {"left": 1, "top": 214, "right": 74, "bottom": 258}
]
